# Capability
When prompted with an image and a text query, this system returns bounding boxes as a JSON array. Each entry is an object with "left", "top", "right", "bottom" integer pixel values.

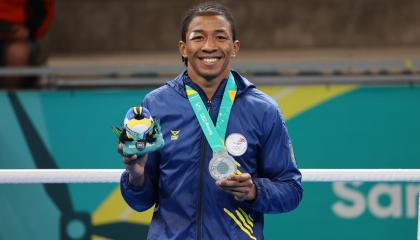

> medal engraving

[{"left": 209, "top": 151, "right": 237, "bottom": 180}]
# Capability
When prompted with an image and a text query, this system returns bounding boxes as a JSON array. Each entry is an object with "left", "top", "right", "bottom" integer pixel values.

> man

[{"left": 119, "top": 2, "right": 303, "bottom": 239}]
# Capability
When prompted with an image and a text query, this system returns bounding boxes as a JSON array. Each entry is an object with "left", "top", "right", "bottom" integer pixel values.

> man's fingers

[
  {"left": 221, "top": 187, "right": 250, "bottom": 193},
  {"left": 218, "top": 179, "right": 244, "bottom": 188},
  {"left": 227, "top": 173, "right": 252, "bottom": 182},
  {"left": 122, "top": 154, "right": 138, "bottom": 164},
  {"left": 216, "top": 173, "right": 256, "bottom": 201},
  {"left": 122, "top": 156, "right": 131, "bottom": 164},
  {"left": 217, "top": 178, "right": 253, "bottom": 193},
  {"left": 216, "top": 175, "right": 253, "bottom": 188},
  {"left": 117, "top": 143, "right": 123, "bottom": 155}
]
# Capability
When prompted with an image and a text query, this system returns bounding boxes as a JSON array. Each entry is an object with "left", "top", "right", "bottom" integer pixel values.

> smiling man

[{"left": 119, "top": 2, "right": 303, "bottom": 239}]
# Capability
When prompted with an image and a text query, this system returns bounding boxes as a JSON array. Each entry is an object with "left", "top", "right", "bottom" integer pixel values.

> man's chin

[
  {"left": 188, "top": 63, "right": 229, "bottom": 81},
  {"left": 199, "top": 69, "right": 228, "bottom": 81},
  {"left": 202, "top": 74, "right": 220, "bottom": 81}
]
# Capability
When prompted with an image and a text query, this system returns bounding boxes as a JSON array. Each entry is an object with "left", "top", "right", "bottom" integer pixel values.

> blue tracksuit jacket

[{"left": 120, "top": 70, "right": 303, "bottom": 240}]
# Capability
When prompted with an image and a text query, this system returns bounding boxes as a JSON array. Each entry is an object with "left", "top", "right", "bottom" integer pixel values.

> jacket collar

[{"left": 166, "top": 69, "right": 255, "bottom": 99}]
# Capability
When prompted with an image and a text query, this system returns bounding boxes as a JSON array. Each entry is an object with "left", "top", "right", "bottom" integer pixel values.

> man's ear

[
  {"left": 178, "top": 41, "right": 187, "bottom": 59},
  {"left": 232, "top": 40, "right": 240, "bottom": 57}
]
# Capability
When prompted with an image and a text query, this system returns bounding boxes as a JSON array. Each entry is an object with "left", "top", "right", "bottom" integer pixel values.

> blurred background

[{"left": 0, "top": 0, "right": 419, "bottom": 239}]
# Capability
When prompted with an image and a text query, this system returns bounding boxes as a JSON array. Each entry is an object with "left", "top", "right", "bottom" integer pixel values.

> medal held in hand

[
  {"left": 209, "top": 151, "right": 237, "bottom": 181},
  {"left": 186, "top": 71, "right": 238, "bottom": 181}
]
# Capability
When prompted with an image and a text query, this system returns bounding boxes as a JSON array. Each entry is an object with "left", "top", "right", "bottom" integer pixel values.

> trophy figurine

[{"left": 113, "top": 106, "right": 164, "bottom": 156}]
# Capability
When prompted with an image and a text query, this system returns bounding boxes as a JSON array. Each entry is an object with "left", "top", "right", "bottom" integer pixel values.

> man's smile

[{"left": 198, "top": 56, "right": 223, "bottom": 65}]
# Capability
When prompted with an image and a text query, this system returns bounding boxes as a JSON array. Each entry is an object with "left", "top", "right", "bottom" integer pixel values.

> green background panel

[
  {"left": 0, "top": 85, "right": 419, "bottom": 239},
  {"left": 265, "top": 85, "right": 420, "bottom": 239}
]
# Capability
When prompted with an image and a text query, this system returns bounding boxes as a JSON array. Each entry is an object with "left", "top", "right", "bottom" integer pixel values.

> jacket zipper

[{"left": 196, "top": 99, "right": 211, "bottom": 240}]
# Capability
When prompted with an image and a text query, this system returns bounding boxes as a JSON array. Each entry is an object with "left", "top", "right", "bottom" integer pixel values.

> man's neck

[{"left": 187, "top": 69, "right": 229, "bottom": 100}]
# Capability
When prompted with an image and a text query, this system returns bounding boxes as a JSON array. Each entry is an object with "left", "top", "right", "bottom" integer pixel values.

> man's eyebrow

[
  {"left": 190, "top": 29, "right": 229, "bottom": 34},
  {"left": 191, "top": 29, "right": 205, "bottom": 34},
  {"left": 214, "top": 29, "right": 229, "bottom": 34}
]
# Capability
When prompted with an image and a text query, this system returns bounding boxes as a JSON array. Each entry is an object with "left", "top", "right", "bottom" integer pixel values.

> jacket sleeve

[
  {"left": 120, "top": 152, "right": 160, "bottom": 212},
  {"left": 245, "top": 105, "right": 303, "bottom": 213},
  {"left": 120, "top": 96, "right": 160, "bottom": 212}
]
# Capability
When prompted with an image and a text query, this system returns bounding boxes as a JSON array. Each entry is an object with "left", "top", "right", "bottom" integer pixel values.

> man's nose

[{"left": 202, "top": 38, "right": 217, "bottom": 52}]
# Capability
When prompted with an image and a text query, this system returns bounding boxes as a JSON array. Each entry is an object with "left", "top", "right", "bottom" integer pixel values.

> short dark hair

[{"left": 180, "top": 2, "right": 238, "bottom": 66}]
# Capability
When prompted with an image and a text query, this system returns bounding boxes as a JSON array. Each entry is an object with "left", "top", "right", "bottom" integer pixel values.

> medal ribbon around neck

[{"left": 185, "top": 72, "right": 237, "bottom": 153}]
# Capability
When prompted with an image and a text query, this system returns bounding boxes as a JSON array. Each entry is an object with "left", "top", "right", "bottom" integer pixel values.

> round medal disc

[{"left": 209, "top": 151, "right": 237, "bottom": 181}]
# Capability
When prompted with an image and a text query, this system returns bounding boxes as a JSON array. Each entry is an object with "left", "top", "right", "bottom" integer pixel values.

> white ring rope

[
  {"left": 301, "top": 169, "right": 420, "bottom": 182},
  {"left": 0, "top": 169, "right": 419, "bottom": 184}
]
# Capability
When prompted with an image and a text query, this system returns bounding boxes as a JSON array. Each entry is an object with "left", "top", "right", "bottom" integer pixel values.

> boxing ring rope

[
  {"left": 1, "top": 168, "right": 420, "bottom": 239},
  {"left": 0, "top": 169, "right": 419, "bottom": 184}
]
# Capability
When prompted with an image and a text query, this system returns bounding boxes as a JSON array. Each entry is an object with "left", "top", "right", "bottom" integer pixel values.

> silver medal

[{"left": 209, "top": 151, "right": 237, "bottom": 181}]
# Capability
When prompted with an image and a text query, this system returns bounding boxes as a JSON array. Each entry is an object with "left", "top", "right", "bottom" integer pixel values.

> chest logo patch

[
  {"left": 225, "top": 133, "right": 248, "bottom": 156},
  {"left": 170, "top": 130, "right": 180, "bottom": 140}
]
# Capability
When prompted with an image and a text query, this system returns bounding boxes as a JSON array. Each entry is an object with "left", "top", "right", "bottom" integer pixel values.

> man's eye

[
  {"left": 191, "top": 36, "right": 204, "bottom": 41},
  {"left": 216, "top": 35, "right": 228, "bottom": 40}
]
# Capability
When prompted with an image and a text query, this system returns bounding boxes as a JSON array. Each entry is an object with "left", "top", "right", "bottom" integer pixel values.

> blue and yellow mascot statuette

[{"left": 113, "top": 106, "right": 164, "bottom": 156}]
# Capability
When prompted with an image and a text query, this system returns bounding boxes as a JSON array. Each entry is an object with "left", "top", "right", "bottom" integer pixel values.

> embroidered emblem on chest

[{"left": 170, "top": 130, "right": 180, "bottom": 140}]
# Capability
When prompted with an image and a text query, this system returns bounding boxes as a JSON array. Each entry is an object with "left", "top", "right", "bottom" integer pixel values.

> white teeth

[{"left": 203, "top": 58, "right": 218, "bottom": 63}]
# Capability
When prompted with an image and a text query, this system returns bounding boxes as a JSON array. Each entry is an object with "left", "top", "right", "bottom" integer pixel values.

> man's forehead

[{"left": 188, "top": 15, "right": 231, "bottom": 33}]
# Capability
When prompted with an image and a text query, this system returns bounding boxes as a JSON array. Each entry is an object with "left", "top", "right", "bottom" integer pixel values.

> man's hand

[
  {"left": 117, "top": 143, "right": 147, "bottom": 187},
  {"left": 216, "top": 173, "right": 256, "bottom": 202},
  {"left": 114, "top": 106, "right": 164, "bottom": 188}
]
